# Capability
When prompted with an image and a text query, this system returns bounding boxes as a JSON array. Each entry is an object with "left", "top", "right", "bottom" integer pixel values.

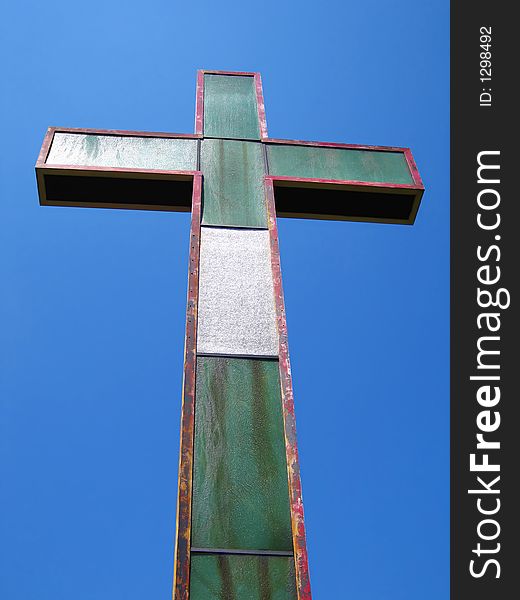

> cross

[{"left": 36, "top": 70, "right": 424, "bottom": 600}]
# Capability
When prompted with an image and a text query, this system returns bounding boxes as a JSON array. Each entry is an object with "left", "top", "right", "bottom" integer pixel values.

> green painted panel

[
  {"left": 201, "top": 139, "right": 267, "bottom": 228},
  {"left": 192, "top": 357, "right": 292, "bottom": 551},
  {"left": 46, "top": 133, "right": 198, "bottom": 171},
  {"left": 267, "top": 143, "right": 414, "bottom": 184},
  {"left": 190, "top": 554, "right": 296, "bottom": 600},
  {"left": 204, "top": 74, "right": 260, "bottom": 140}
]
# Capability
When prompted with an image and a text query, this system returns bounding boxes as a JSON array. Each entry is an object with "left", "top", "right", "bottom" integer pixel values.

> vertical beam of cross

[
  {"left": 35, "top": 69, "right": 424, "bottom": 600},
  {"left": 176, "top": 71, "right": 311, "bottom": 600}
]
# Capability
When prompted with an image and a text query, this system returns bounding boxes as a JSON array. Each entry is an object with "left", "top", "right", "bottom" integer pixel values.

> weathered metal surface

[
  {"left": 197, "top": 227, "right": 278, "bottom": 357},
  {"left": 36, "top": 129, "right": 200, "bottom": 212},
  {"left": 266, "top": 143, "right": 414, "bottom": 185},
  {"left": 191, "top": 356, "right": 293, "bottom": 551},
  {"left": 37, "top": 127, "right": 199, "bottom": 161},
  {"left": 200, "top": 139, "right": 267, "bottom": 228},
  {"left": 190, "top": 554, "right": 297, "bottom": 600},
  {"left": 203, "top": 74, "right": 260, "bottom": 140},
  {"left": 46, "top": 132, "right": 198, "bottom": 171},
  {"left": 265, "top": 179, "right": 312, "bottom": 600},
  {"left": 264, "top": 137, "right": 408, "bottom": 150},
  {"left": 172, "top": 174, "right": 202, "bottom": 600},
  {"left": 195, "top": 70, "right": 204, "bottom": 136},
  {"left": 269, "top": 174, "right": 418, "bottom": 192},
  {"left": 254, "top": 73, "right": 269, "bottom": 140}
]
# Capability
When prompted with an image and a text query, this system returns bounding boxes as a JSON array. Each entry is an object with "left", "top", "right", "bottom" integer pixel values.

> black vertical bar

[{"left": 451, "top": 3, "right": 517, "bottom": 599}]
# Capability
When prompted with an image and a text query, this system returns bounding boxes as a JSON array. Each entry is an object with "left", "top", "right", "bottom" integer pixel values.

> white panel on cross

[{"left": 197, "top": 227, "right": 278, "bottom": 357}]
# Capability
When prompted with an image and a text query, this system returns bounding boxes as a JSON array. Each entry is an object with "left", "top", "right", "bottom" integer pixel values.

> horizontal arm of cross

[
  {"left": 35, "top": 71, "right": 424, "bottom": 225},
  {"left": 36, "top": 127, "right": 423, "bottom": 224}
]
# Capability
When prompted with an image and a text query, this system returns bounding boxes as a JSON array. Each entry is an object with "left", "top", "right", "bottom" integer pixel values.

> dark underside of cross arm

[
  {"left": 38, "top": 170, "right": 421, "bottom": 223},
  {"left": 39, "top": 171, "right": 194, "bottom": 211},
  {"left": 273, "top": 182, "right": 422, "bottom": 224}
]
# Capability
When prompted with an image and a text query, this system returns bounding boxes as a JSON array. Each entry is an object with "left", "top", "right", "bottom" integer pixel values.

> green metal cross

[{"left": 36, "top": 70, "right": 424, "bottom": 600}]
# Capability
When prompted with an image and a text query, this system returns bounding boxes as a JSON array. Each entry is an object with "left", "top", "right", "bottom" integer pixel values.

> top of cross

[{"left": 36, "top": 70, "right": 423, "bottom": 225}]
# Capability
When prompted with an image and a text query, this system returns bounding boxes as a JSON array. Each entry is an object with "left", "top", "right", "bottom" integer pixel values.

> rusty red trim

[
  {"left": 404, "top": 147, "right": 424, "bottom": 188},
  {"left": 38, "top": 201, "right": 193, "bottom": 213},
  {"left": 195, "top": 70, "right": 204, "bottom": 136},
  {"left": 268, "top": 174, "right": 421, "bottom": 192},
  {"left": 254, "top": 73, "right": 268, "bottom": 139},
  {"left": 38, "top": 164, "right": 199, "bottom": 179},
  {"left": 35, "top": 127, "right": 57, "bottom": 203},
  {"left": 199, "top": 69, "right": 258, "bottom": 76},
  {"left": 264, "top": 178, "right": 312, "bottom": 600},
  {"left": 173, "top": 174, "right": 202, "bottom": 600},
  {"left": 37, "top": 126, "right": 200, "bottom": 150},
  {"left": 51, "top": 126, "right": 199, "bottom": 139},
  {"left": 36, "top": 127, "right": 56, "bottom": 166},
  {"left": 196, "top": 70, "right": 267, "bottom": 139},
  {"left": 265, "top": 138, "right": 409, "bottom": 153}
]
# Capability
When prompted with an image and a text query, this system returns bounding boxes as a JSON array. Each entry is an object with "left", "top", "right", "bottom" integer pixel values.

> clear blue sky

[{"left": 0, "top": 1, "right": 449, "bottom": 598}]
